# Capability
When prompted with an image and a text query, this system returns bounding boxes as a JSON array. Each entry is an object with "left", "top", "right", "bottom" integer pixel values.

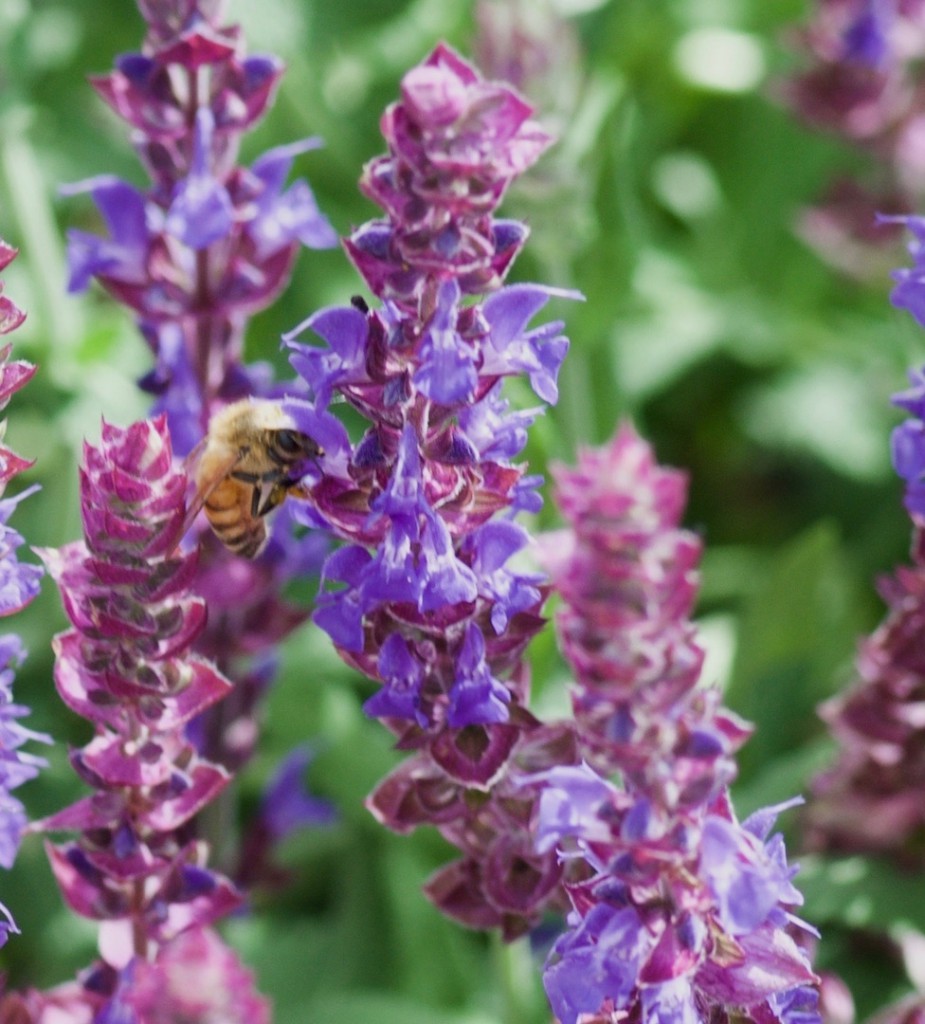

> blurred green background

[{"left": 0, "top": 0, "right": 921, "bottom": 1020}]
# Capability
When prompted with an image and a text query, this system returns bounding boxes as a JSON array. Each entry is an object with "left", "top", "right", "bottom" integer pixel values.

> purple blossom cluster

[
  {"left": 0, "top": 12, "right": 840, "bottom": 1022},
  {"left": 807, "top": 525, "right": 925, "bottom": 858},
  {"left": 782, "top": 0, "right": 925, "bottom": 276},
  {"left": 0, "top": 239, "right": 45, "bottom": 949},
  {"left": 807, "top": 220, "right": 925, "bottom": 859},
  {"left": 283, "top": 42, "right": 581, "bottom": 936},
  {"left": 65, "top": 0, "right": 336, "bottom": 778},
  {"left": 66, "top": 0, "right": 335, "bottom": 451},
  {"left": 4, "top": 923, "right": 268, "bottom": 1023},
  {"left": 534, "top": 426, "right": 818, "bottom": 1024},
  {"left": 887, "top": 221, "right": 925, "bottom": 514},
  {"left": 34, "top": 416, "right": 242, "bottom": 1009}
]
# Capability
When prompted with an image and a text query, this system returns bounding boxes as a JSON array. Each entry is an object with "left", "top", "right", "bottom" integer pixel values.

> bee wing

[{"left": 182, "top": 445, "right": 244, "bottom": 538}]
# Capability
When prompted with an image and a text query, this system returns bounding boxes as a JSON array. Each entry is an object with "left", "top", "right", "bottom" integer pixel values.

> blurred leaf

[
  {"left": 290, "top": 992, "right": 496, "bottom": 1024},
  {"left": 800, "top": 854, "right": 925, "bottom": 936},
  {"left": 726, "top": 522, "right": 867, "bottom": 782}
]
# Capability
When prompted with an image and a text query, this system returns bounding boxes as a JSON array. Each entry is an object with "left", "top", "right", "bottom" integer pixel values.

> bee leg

[{"left": 255, "top": 481, "right": 287, "bottom": 518}]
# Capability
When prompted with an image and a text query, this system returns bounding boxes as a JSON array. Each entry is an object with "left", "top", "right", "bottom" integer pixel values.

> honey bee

[{"left": 188, "top": 398, "right": 323, "bottom": 558}]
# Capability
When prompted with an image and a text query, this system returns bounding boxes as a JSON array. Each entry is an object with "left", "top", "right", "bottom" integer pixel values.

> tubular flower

[
  {"left": 534, "top": 425, "right": 819, "bottom": 1024},
  {"left": 0, "top": 238, "right": 45, "bottom": 947},
  {"left": 36, "top": 417, "right": 239, "bottom": 968},
  {"left": 64, "top": 0, "right": 335, "bottom": 777},
  {"left": 286, "top": 43, "right": 581, "bottom": 935}
]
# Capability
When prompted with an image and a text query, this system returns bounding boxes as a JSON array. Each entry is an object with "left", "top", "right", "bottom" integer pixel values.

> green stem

[{"left": 494, "top": 933, "right": 543, "bottom": 1024}]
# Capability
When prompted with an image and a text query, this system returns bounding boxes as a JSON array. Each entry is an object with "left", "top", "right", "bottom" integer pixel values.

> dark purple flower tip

[
  {"left": 843, "top": 1, "right": 891, "bottom": 67},
  {"left": 176, "top": 864, "right": 218, "bottom": 900}
]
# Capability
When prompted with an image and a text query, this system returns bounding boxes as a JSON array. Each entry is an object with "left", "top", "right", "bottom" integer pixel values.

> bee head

[{"left": 275, "top": 428, "right": 323, "bottom": 461}]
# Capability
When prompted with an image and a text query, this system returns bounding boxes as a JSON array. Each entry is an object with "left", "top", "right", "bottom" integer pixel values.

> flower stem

[{"left": 493, "top": 933, "right": 541, "bottom": 1024}]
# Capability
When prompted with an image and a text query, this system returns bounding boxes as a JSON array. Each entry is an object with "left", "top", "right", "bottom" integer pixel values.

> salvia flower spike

[
  {"left": 0, "top": 237, "right": 45, "bottom": 947},
  {"left": 534, "top": 424, "right": 820, "bottom": 1024},
  {"left": 285, "top": 42, "right": 582, "bottom": 937},
  {"left": 37, "top": 416, "right": 239, "bottom": 988}
]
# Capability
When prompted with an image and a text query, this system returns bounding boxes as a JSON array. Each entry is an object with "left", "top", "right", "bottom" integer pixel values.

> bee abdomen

[{"left": 203, "top": 480, "right": 267, "bottom": 558}]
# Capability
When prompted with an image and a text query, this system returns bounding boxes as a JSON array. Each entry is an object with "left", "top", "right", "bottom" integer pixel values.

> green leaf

[
  {"left": 290, "top": 992, "right": 496, "bottom": 1024},
  {"left": 726, "top": 522, "right": 867, "bottom": 783},
  {"left": 799, "top": 854, "right": 925, "bottom": 935}
]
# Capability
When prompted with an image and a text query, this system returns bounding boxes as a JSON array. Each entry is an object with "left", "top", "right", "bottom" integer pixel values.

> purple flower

[
  {"left": 260, "top": 745, "right": 337, "bottom": 840},
  {"left": 882, "top": 221, "right": 925, "bottom": 515},
  {"left": 364, "top": 634, "right": 428, "bottom": 726},
  {"left": 37, "top": 417, "right": 240, "bottom": 958},
  {"left": 447, "top": 622, "right": 511, "bottom": 727},
  {"left": 345, "top": 42, "right": 553, "bottom": 305},
  {"left": 165, "top": 107, "right": 234, "bottom": 249},
  {"left": 806, "top": 521, "right": 925, "bottom": 859},
  {"left": 287, "top": 43, "right": 581, "bottom": 937},
  {"left": 63, "top": 0, "right": 335, "bottom": 784},
  {"left": 64, "top": 176, "right": 151, "bottom": 295},
  {"left": 249, "top": 139, "right": 338, "bottom": 257},
  {"left": 842, "top": 0, "right": 893, "bottom": 67},
  {"left": 779, "top": 0, "right": 925, "bottom": 279},
  {"left": 540, "top": 423, "right": 713, "bottom": 780},
  {"left": 0, "top": 240, "right": 44, "bottom": 945},
  {"left": 544, "top": 904, "right": 650, "bottom": 1024},
  {"left": 66, "top": 1, "right": 336, "bottom": 416},
  {"left": 85, "top": 925, "right": 271, "bottom": 1024},
  {"left": 414, "top": 279, "right": 479, "bottom": 404},
  {"left": 534, "top": 425, "right": 818, "bottom": 1024},
  {"left": 532, "top": 769, "right": 817, "bottom": 1024}
]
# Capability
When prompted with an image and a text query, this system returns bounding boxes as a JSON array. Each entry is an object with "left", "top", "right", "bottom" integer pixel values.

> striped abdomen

[{"left": 203, "top": 477, "right": 268, "bottom": 558}]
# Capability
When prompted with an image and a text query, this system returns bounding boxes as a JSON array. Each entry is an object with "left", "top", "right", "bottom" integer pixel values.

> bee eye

[{"left": 276, "top": 429, "right": 301, "bottom": 454}]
